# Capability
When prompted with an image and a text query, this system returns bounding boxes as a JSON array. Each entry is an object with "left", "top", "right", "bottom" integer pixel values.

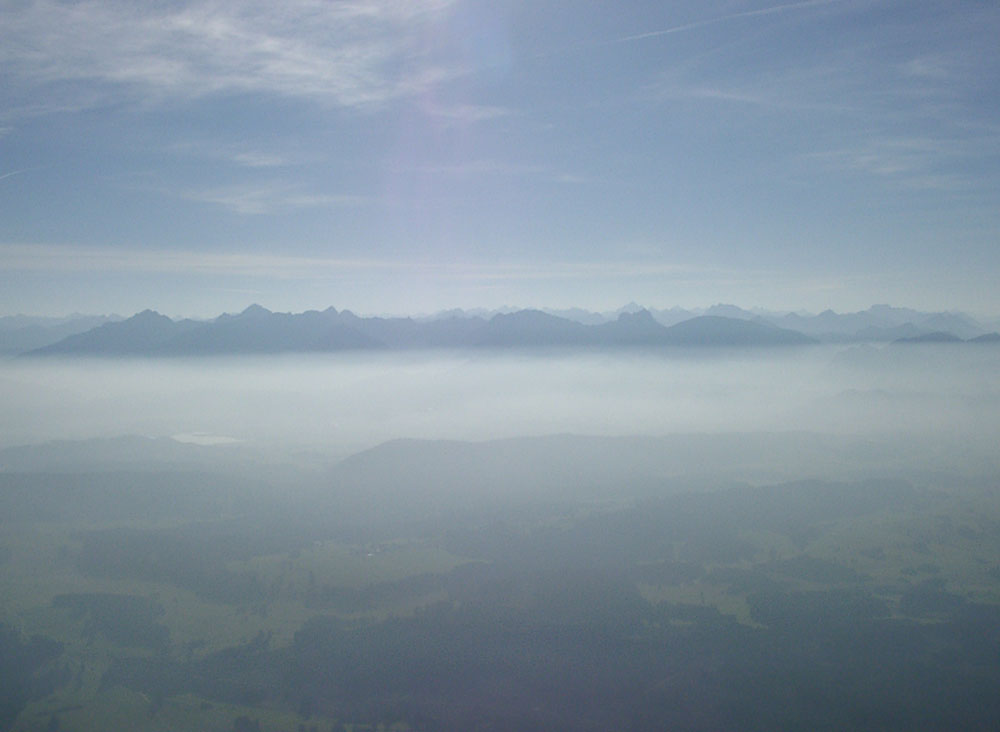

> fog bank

[{"left": 3, "top": 345, "right": 998, "bottom": 462}]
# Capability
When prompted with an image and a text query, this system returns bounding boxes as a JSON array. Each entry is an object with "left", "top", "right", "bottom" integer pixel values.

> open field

[{"left": 3, "top": 441, "right": 1000, "bottom": 730}]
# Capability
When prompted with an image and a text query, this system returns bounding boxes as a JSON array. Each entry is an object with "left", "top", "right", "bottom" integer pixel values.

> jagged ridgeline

[
  {"left": 25, "top": 305, "right": 815, "bottom": 355},
  {"left": 20, "top": 303, "right": 1000, "bottom": 356}
]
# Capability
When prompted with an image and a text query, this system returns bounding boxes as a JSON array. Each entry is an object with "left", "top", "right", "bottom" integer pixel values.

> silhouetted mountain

[
  {"left": 894, "top": 331, "right": 963, "bottom": 344},
  {"left": 773, "top": 309, "right": 888, "bottom": 337},
  {"left": 29, "top": 306, "right": 381, "bottom": 355},
  {"left": 593, "top": 310, "right": 672, "bottom": 345},
  {"left": 30, "top": 310, "right": 200, "bottom": 355},
  {"left": 26, "top": 306, "right": 821, "bottom": 355},
  {"left": 324, "top": 433, "right": 940, "bottom": 524},
  {"left": 0, "top": 435, "right": 250, "bottom": 473},
  {"left": 474, "top": 310, "right": 814, "bottom": 348},
  {"left": 542, "top": 307, "right": 609, "bottom": 325},
  {"left": 337, "top": 310, "right": 487, "bottom": 348},
  {"left": 917, "top": 312, "right": 984, "bottom": 340},
  {"left": 615, "top": 301, "right": 645, "bottom": 316},
  {"left": 851, "top": 323, "right": 929, "bottom": 342},
  {"left": 0, "top": 314, "right": 121, "bottom": 354},
  {"left": 21, "top": 304, "right": 996, "bottom": 356},
  {"left": 676, "top": 304, "right": 928, "bottom": 340},
  {"left": 704, "top": 303, "right": 756, "bottom": 320},
  {"left": 474, "top": 309, "right": 593, "bottom": 347},
  {"left": 765, "top": 306, "right": 987, "bottom": 342},
  {"left": 0, "top": 313, "right": 121, "bottom": 331},
  {"left": 969, "top": 332, "right": 1000, "bottom": 343},
  {"left": 161, "top": 305, "right": 380, "bottom": 353},
  {"left": 661, "top": 316, "right": 815, "bottom": 346},
  {"left": 866, "top": 304, "right": 927, "bottom": 324},
  {"left": 648, "top": 307, "right": 697, "bottom": 327}
]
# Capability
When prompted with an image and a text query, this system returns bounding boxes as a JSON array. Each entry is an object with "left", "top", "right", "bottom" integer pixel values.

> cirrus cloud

[{"left": 0, "top": 0, "right": 462, "bottom": 111}]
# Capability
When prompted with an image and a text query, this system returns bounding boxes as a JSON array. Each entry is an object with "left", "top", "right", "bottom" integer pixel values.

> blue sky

[{"left": 1, "top": 0, "right": 998, "bottom": 317}]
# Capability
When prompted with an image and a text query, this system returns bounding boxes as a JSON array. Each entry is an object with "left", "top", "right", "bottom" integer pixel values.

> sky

[{"left": 1, "top": 0, "right": 998, "bottom": 318}]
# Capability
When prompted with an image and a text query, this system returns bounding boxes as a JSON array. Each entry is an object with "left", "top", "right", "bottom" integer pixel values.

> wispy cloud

[
  {"left": 449, "top": 260, "right": 702, "bottom": 283},
  {"left": 549, "top": 173, "right": 600, "bottom": 185},
  {"left": 179, "top": 183, "right": 368, "bottom": 215},
  {"left": 635, "top": 1, "right": 993, "bottom": 124},
  {"left": 806, "top": 135, "right": 1000, "bottom": 192},
  {"left": 0, "top": 243, "right": 397, "bottom": 279},
  {"left": 649, "top": 82, "right": 775, "bottom": 108},
  {"left": 0, "top": 241, "right": 701, "bottom": 283},
  {"left": 169, "top": 141, "right": 293, "bottom": 169},
  {"left": 645, "top": 60, "right": 860, "bottom": 115},
  {"left": 900, "top": 55, "right": 954, "bottom": 82},
  {"left": 0, "top": 0, "right": 461, "bottom": 111},
  {"left": 640, "top": 5, "right": 1000, "bottom": 194},
  {"left": 422, "top": 103, "right": 514, "bottom": 125},
  {"left": 404, "top": 159, "right": 546, "bottom": 177},
  {"left": 397, "top": 158, "right": 597, "bottom": 185},
  {"left": 226, "top": 151, "right": 290, "bottom": 169}
]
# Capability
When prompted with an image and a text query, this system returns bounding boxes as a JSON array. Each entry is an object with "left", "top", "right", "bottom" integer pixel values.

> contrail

[
  {"left": 532, "top": 0, "right": 838, "bottom": 60},
  {"left": 0, "top": 166, "right": 46, "bottom": 183},
  {"left": 0, "top": 169, "right": 31, "bottom": 183},
  {"left": 608, "top": 0, "right": 837, "bottom": 46}
]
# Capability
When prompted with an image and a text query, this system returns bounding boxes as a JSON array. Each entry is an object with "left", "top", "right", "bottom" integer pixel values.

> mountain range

[
  {"left": 10, "top": 303, "right": 1000, "bottom": 357},
  {"left": 0, "top": 313, "right": 121, "bottom": 354},
  {"left": 25, "top": 305, "right": 817, "bottom": 355}
]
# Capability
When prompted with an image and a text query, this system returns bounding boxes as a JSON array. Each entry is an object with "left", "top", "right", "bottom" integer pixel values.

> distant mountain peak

[
  {"left": 971, "top": 332, "right": 1000, "bottom": 343},
  {"left": 240, "top": 303, "right": 272, "bottom": 317},
  {"left": 616, "top": 308, "right": 656, "bottom": 323},
  {"left": 663, "top": 315, "right": 816, "bottom": 345},
  {"left": 617, "top": 301, "right": 644, "bottom": 314},
  {"left": 133, "top": 309, "right": 169, "bottom": 320},
  {"left": 704, "top": 303, "right": 754, "bottom": 319},
  {"left": 492, "top": 308, "right": 555, "bottom": 322}
]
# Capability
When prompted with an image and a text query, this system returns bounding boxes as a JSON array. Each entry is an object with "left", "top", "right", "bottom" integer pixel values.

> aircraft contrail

[
  {"left": 0, "top": 167, "right": 43, "bottom": 183},
  {"left": 608, "top": 0, "right": 838, "bottom": 45},
  {"left": 532, "top": 0, "right": 838, "bottom": 60}
]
